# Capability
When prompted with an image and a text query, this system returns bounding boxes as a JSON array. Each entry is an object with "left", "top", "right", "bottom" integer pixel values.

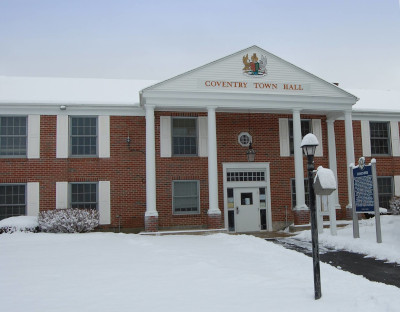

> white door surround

[{"left": 223, "top": 162, "right": 272, "bottom": 232}]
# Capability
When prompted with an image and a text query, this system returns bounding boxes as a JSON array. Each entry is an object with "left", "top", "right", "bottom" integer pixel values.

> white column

[
  {"left": 344, "top": 110, "right": 355, "bottom": 209},
  {"left": 145, "top": 105, "right": 158, "bottom": 217},
  {"left": 326, "top": 119, "right": 340, "bottom": 209},
  {"left": 293, "top": 109, "right": 307, "bottom": 210},
  {"left": 207, "top": 106, "right": 221, "bottom": 215}
]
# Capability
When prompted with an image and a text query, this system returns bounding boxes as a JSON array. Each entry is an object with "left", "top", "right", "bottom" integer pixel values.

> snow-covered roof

[
  {"left": 0, "top": 76, "right": 157, "bottom": 105},
  {"left": 348, "top": 89, "right": 400, "bottom": 113},
  {"left": 0, "top": 76, "right": 399, "bottom": 114}
]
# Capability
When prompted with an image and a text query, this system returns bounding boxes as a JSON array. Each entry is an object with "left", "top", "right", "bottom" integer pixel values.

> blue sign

[{"left": 353, "top": 165, "right": 375, "bottom": 213}]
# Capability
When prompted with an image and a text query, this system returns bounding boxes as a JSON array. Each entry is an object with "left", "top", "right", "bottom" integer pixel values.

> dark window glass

[
  {"left": 228, "top": 210, "right": 235, "bottom": 232},
  {"left": 289, "top": 119, "right": 312, "bottom": 155},
  {"left": 227, "top": 171, "right": 266, "bottom": 182},
  {"left": 70, "top": 183, "right": 97, "bottom": 209},
  {"left": 172, "top": 118, "right": 197, "bottom": 156},
  {"left": 173, "top": 181, "right": 199, "bottom": 214},
  {"left": 70, "top": 117, "right": 97, "bottom": 156},
  {"left": 377, "top": 177, "right": 393, "bottom": 209},
  {"left": 0, "top": 117, "right": 27, "bottom": 156},
  {"left": 0, "top": 184, "right": 26, "bottom": 220},
  {"left": 260, "top": 209, "right": 267, "bottom": 230},
  {"left": 291, "top": 179, "right": 310, "bottom": 208},
  {"left": 370, "top": 122, "right": 390, "bottom": 155}
]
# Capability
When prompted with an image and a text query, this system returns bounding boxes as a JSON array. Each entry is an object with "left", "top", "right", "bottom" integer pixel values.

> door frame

[{"left": 222, "top": 162, "right": 272, "bottom": 232}]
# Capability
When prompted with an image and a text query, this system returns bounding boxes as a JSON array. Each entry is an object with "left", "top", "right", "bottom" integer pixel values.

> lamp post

[{"left": 300, "top": 133, "right": 321, "bottom": 300}]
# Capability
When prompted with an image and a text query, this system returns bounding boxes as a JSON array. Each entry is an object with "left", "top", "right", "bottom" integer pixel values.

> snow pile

[
  {"left": 314, "top": 166, "right": 336, "bottom": 189},
  {"left": 39, "top": 209, "right": 99, "bottom": 233},
  {"left": 296, "top": 215, "right": 400, "bottom": 264},
  {"left": 0, "top": 216, "right": 38, "bottom": 233},
  {"left": 0, "top": 233, "right": 399, "bottom": 311},
  {"left": 300, "top": 133, "right": 319, "bottom": 147}
]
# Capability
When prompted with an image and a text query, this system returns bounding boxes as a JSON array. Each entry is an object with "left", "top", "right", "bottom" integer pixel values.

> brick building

[{"left": 1, "top": 46, "right": 399, "bottom": 233}]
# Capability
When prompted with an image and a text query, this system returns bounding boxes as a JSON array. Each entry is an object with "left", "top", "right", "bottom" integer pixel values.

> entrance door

[{"left": 234, "top": 187, "right": 260, "bottom": 232}]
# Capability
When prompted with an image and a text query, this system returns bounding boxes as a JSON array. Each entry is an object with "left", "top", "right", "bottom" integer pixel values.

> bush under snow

[
  {"left": 389, "top": 196, "right": 400, "bottom": 215},
  {"left": 0, "top": 216, "right": 39, "bottom": 233},
  {"left": 39, "top": 209, "right": 99, "bottom": 233}
]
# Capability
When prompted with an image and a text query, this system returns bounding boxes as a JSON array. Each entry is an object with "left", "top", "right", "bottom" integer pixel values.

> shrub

[
  {"left": 39, "top": 209, "right": 99, "bottom": 233},
  {"left": 389, "top": 196, "right": 400, "bottom": 215},
  {"left": 0, "top": 216, "right": 39, "bottom": 234}
]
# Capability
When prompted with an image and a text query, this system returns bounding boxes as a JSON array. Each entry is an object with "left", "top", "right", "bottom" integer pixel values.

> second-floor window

[
  {"left": 0, "top": 116, "right": 27, "bottom": 157},
  {"left": 70, "top": 117, "right": 97, "bottom": 156},
  {"left": 370, "top": 121, "right": 391, "bottom": 155},
  {"left": 172, "top": 118, "right": 197, "bottom": 156}
]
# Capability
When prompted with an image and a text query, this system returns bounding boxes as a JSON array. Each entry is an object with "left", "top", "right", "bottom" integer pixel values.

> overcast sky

[{"left": 1, "top": 0, "right": 399, "bottom": 90}]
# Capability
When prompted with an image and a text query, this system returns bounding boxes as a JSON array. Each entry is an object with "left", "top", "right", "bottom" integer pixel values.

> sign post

[{"left": 350, "top": 157, "right": 382, "bottom": 243}]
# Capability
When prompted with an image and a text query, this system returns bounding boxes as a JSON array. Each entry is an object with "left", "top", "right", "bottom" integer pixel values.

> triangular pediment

[{"left": 143, "top": 45, "right": 357, "bottom": 100}]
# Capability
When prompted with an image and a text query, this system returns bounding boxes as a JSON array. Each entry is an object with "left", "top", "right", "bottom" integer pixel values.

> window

[
  {"left": 172, "top": 118, "right": 197, "bottom": 156},
  {"left": 291, "top": 179, "right": 310, "bottom": 208},
  {"left": 173, "top": 180, "right": 199, "bottom": 214},
  {"left": 0, "top": 184, "right": 26, "bottom": 220},
  {"left": 289, "top": 119, "right": 311, "bottom": 155},
  {"left": 370, "top": 122, "right": 391, "bottom": 155},
  {"left": 227, "top": 170, "right": 265, "bottom": 182},
  {"left": 377, "top": 177, "right": 393, "bottom": 209},
  {"left": 70, "top": 183, "right": 97, "bottom": 209},
  {"left": 238, "top": 132, "right": 252, "bottom": 147},
  {"left": 0, "top": 116, "right": 27, "bottom": 157},
  {"left": 70, "top": 117, "right": 97, "bottom": 156}
]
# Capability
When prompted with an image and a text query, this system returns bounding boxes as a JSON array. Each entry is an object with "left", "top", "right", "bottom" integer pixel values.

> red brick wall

[
  {"left": 155, "top": 112, "right": 330, "bottom": 229},
  {"left": 2, "top": 114, "right": 399, "bottom": 231},
  {"left": 0, "top": 115, "right": 147, "bottom": 230}
]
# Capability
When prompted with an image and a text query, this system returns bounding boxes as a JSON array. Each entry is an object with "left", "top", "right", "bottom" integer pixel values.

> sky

[{"left": 0, "top": 0, "right": 399, "bottom": 91}]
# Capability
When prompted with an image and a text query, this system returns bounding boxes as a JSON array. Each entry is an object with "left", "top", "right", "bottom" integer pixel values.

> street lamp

[{"left": 300, "top": 133, "right": 321, "bottom": 300}]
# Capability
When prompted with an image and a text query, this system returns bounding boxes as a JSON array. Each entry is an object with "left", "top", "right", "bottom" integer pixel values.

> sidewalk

[{"left": 269, "top": 237, "right": 400, "bottom": 288}]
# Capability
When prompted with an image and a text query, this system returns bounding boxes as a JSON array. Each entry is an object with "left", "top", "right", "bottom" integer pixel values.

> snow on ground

[
  {"left": 296, "top": 215, "right": 400, "bottom": 264},
  {"left": 0, "top": 232, "right": 399, "bottom": 312}
]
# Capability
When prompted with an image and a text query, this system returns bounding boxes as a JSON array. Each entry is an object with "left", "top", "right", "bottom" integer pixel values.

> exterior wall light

[{"left": 246, "top": 142, "right": 256, "bottom": 162}]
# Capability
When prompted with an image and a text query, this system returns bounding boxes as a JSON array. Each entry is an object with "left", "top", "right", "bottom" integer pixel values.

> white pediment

[{"left": 143, "top": 45, "right": 357, "bottom": 100}]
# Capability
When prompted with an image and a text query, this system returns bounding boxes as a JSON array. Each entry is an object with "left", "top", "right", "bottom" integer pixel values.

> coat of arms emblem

[{"left": 242, "top": 53, "right": 267, "bottom": 76}]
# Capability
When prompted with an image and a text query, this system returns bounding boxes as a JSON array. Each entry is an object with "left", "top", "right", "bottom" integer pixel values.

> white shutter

[
  {"left": 390, "top": 121, "right": 400, "bottom": 156},
  {"left": 279, "top": 118, "right": 290, "bottom": 157},
  {"left": 56, "top": 115, "right": 69, "bottom": 158},
  {"left": 27, "top": 115, "right": 40, "bottom": 159},
  {"left": 27, "top": 182, "right": 40, "bottom": 216},
  {"left": 394, "top": 176, "right": 400, "bottom": 196},
  {"left": 198, "top": 117, "right": 208, "bottom": 157},
  {"left": 98, "top": 115, "right": 110, "bottom": 158},
  {"left": 361, "top": 120, "right": 371, "bottom": 157},
  {"left": 312, "top": 119, "right": 323, "bottom": 157},
  {"left": 56, "top": 182, "right": 68, "bottom": 209},
  {"left": 160, "top": 116, "right": 172, "bottom": 157},
  {"left": 99, "top": 181, "right": 111, "bottom": 225}
]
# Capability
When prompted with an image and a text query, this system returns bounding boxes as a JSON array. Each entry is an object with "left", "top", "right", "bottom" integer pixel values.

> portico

[{"left": 141, "top": 45, "right": 358, "bottom": 232}]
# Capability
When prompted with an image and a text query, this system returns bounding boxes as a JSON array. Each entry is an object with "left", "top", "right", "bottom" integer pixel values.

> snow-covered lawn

[
  {"left": 296, "top": 215, "right": 400, "bottom": 264},
  {"left": 0, "top": 232, "right": 399, "bottom": 312}
]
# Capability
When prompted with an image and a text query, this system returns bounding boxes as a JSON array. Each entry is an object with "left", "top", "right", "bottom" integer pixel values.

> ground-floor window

[
  {"left": 172, "top": 180, "right": 200, "bottom": 214},
  {"left": 377, "top": 177, "right": 393, "bottom": 209},
  {"left": 0, "top": 184, "right": 26, "bottom": 220},
  {"left": 291, "top": 178, "right": 310, "bottom": 208},
  {"left": 70, "top": 183, "right": 98, "bottom": 209}
]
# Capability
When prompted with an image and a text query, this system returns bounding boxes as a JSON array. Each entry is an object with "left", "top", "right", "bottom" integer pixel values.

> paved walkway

[{"left": 268, "top": 237, "right": 400, "bottom": 288}]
